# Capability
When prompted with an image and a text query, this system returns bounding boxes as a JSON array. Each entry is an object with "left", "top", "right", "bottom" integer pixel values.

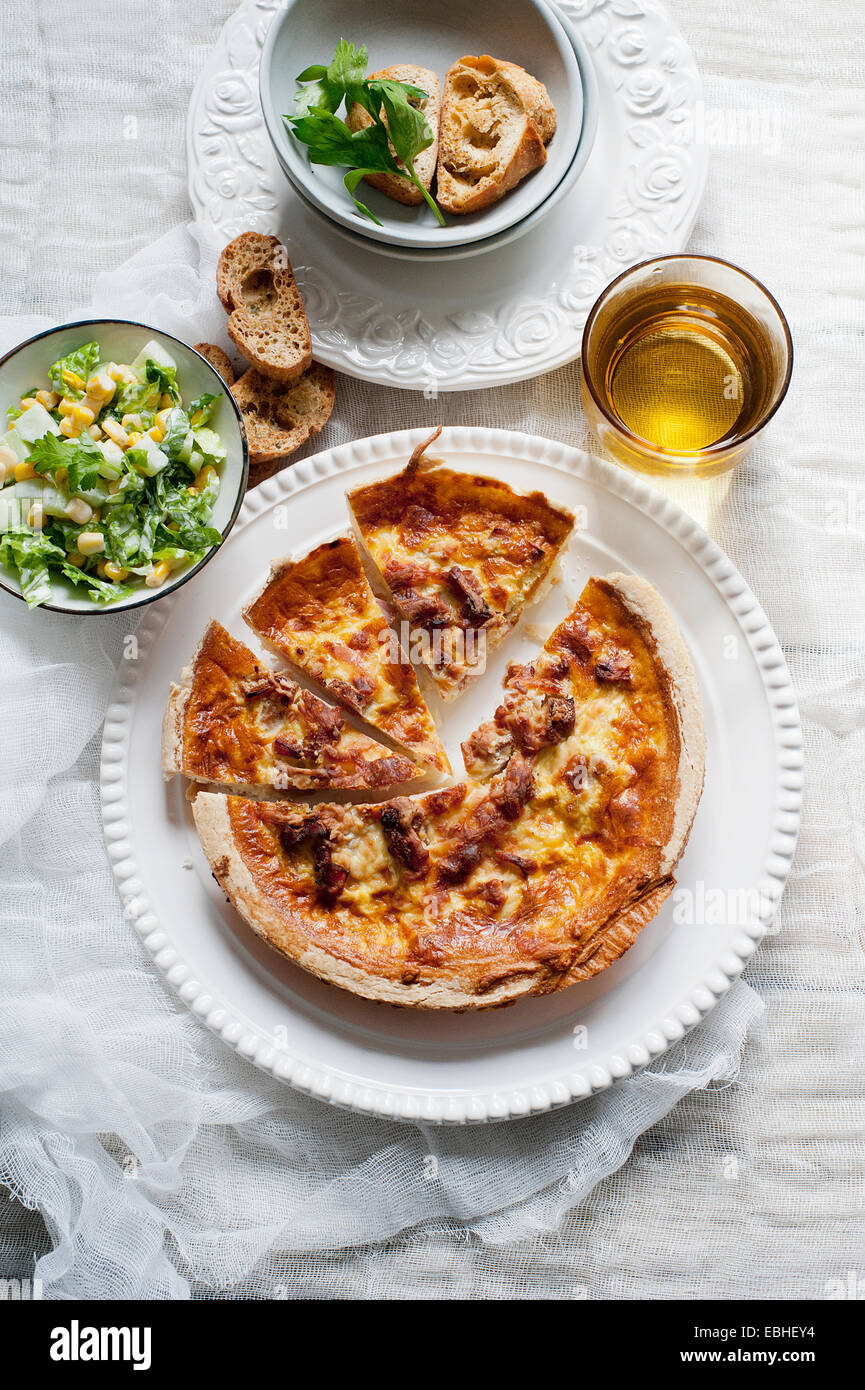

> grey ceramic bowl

[
  {"left": 0, "top": 320, "right": 248, "bottom": 615},
  {"left": 260, "top": 0, "right": 585, "bottom": 252}
]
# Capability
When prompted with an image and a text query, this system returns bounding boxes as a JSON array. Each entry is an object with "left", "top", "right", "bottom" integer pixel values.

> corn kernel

[
  {"left": 148, "top": 426, "right": 165, "bottom": 444},
  {"left": 103, "top": 561, "right": 129, "bottom": 582},
  {"left": 159, "top": 393, "right": 174, "bottom": 409},
  {"left": 59, "top": 417, "right": 80, "bottom": 438},
  {"left": 88, "top": 424, "right": 103, "bottom": 441},
  {"left": 145, "top": 560, "right": 172, "bottom": 588},
  {"left": 58, "top": 398, "right": 77, "bottom": 417},
  {"left": 19, "top": 396, "right": 37, "bottom": 411},
  {"left": 0, "top": 462, "right": 10, "bottom": 484},
  {"left": 14, "top": 461, "right": 38, "bottom": 482},
  {"left": 35, "top": 389, "right": 58, "bottom": 410},
  {"left": 126, "top": 431, "right": 142, "bottom": 448},
  {"left": 66, "top": 551, "right": 85, "bottom": 567},
  {"left": 121, "top": 414, "right": 142, "bottom": 430},
  {"left": 191, "top": 464, "right": 218, "bottom": 493},
  {"left": 54, "top": 466, "right": 69, "bottom": 487},
  {"left": 101, "top": 418, "right": 129, "bottom": 448},
  {"left": 107, "top": 479, "right": 123, "bottom": 496},
  {"left": 107, "top": 364, "right": 136, "bottom": 384},
  {"left": 27, "top": 503, "right": 44, "bottom": 529},
  {"left": 71, "top": 404, "right": 95, "bottom": 430},
  {"left": 76, "top": 531, "right": 104, "bottom": 556},
  {"left": 0, "top": 445, "right": 18, "bottom": 468},
  {"left": 155, "top": 408, "right": 173, "bottom": 431},
  {"left": 65, "top": 497, "right": 93, "bottom": 525},
  {"left": 61, "top": 369, "right": 86, "bottom": 391}
]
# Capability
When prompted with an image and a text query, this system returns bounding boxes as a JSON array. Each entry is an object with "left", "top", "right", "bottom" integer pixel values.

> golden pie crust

[{"left": 193, "top": 573, "right": 705, "bottom": 1009}]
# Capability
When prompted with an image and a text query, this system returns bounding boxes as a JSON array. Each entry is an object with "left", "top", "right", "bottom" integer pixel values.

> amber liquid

[{"left": 598, "top": 284, "right": 777, "bottom": 455}]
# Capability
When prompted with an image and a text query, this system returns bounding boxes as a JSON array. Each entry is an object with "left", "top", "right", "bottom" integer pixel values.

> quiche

[
  {"left": 243, "top": 536, "right": 450, "bottom": 776},
  {"left": 347, "top": 428, "right": 575, "bottom": 701},
  {"left": 192, "top": 573, "right": 705, "bottom": 1009},
  {"left": 163, "top": 620, "right": 423, "bottom": 793}
]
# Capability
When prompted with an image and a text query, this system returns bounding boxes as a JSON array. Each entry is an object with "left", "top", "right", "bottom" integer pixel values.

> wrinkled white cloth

[{"left": 0, "top": 0, "right": 862, "bottom": 1301}]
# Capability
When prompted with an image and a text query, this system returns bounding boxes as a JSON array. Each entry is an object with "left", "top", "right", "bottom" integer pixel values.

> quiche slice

[
  {"left": 192, "top": 574, "right": 705, "bottom": 1010},
  {"left": 242, "top": 537, "right": 450, "bottom": 776},
  {"left": 346, "top": 428, "right": 575, "bottom": 701},
  {"left": 162, "top": 620, "right": 423, "bottom": 793}
]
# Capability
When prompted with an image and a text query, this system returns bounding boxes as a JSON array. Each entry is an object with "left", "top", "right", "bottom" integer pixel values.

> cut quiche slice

[
  {"left": 162, "top": 620, "right": 424, "bottom": 793},
  {"left": 347, "top": 428, "right": 575, "bottom": 701},
  {"left": 242, "top": 537, "right": 450, "bottom": 776},
  {"left": 192, "top": 573, "right": 705, "bottom": 1010}
]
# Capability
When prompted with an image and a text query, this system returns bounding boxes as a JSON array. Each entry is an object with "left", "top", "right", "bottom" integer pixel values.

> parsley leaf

[
  {"left": 287, "top": 39, "right": 445, "bottom": 227},
  {"left": 29, "top": 431, "right": 103, "bottom": 495}
]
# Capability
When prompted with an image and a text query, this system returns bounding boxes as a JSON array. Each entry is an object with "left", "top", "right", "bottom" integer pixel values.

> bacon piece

[
  {"left": 446, "top": 565, "right": 491, "bottom": 624},
  {"left": 312, "top": 838, "right": 348, "bottom": 900},
  {"left": 278, "top": 814, "right": 326, "bottom": 851},
  {"left": 474, "top": 878, "right": 507, "bottom": 910},
  {"left": 328, "top": 676, "right": 372, "bottom": 713},
  {"left": 380, "top": 798, "right": 430, "bottom": 874},
  {"left": 398, "top": 590, "right": 452, "bottom": 625},
  {"left": 595, "top": 653, "right": 632, "bottom": 684},
  {"left": 495, "top": 849, "right": 537, "bottom": 878},
  {"left": 436, "top": 842, "right": 480, "bottom": 885},
  {"left": 494, "top": 751, "right": 535, "bottom": 821},
  {"left": 499, "top": 693, "right": 575, "bottom": 752},
  {"left": 273, "top": 735, "right": 305, "bottom": 761},
  {"left": 240, "top": 671, "right": 298, "bottom": 701},
  {"left": 557, "top": 611, "right": 594, "bottom": 664}
]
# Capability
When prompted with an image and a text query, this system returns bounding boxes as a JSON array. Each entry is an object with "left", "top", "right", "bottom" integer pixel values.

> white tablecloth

[{"left": 0, "top": 0, "right": 862, "bottom": 1299}]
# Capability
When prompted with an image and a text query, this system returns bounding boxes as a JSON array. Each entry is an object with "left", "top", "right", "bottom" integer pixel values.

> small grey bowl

[
  {"left": 0, "top": 320, "right": 248, "bottom": 615},
  {"left": 260, "top": 0, "right": 586, "bottom": 253}
]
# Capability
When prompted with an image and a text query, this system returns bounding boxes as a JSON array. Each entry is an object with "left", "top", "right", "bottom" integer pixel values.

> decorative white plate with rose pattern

[
  {"left": 187, "top": 0, "right": 708, "bottom": 391},
  {"left": 101, "top": 429, "right": 801, "bottom": 1123}
]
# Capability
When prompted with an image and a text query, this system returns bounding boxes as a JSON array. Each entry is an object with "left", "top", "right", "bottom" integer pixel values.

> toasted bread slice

[
  {"left": 193, "top": 342, "right": 235, "bottom": 386},
  {"left": 230, "top": 362, "right": 335, "bottom": 485},
  {"left": 217, "top": 233, "right": 312, "bottom": 383},
  {"left": 346, "top": 65, "right": 441, "bottom": 207},
  {"left": 493, "top": 59, "right": 557, "bottom": 144},
  {"left": 436, "top": 55, "right": 555, "bottom": 215}
]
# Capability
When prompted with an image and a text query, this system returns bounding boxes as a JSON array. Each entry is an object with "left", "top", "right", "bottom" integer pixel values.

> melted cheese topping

[
  {"left": 243, "top": 537, "right": 449, "bottom": 773},
  {"left": 220, "top": 578, "right": 684, "bottom": 997},
  {"left": 176, "top": 620, "right": 421, "bottom": 791}
]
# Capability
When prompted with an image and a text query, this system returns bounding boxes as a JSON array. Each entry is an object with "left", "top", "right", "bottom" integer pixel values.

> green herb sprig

[{"left": 285, "top": 40, "right": 445, "bottom": 227}]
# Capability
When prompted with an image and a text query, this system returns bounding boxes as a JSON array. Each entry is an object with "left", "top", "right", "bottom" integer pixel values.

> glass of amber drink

[{"left": 580, "top": 255, "right": 793, "bottom": 478}]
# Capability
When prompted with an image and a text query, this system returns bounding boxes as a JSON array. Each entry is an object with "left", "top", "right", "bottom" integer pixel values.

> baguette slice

[
  {"left": 217, "top": 233, "right": 312, "bottom": 383},
  {"left": 231, "top": 362, "right": 335, "bottom": 486},
  {"left": 345, "top": 65, "right": 441, "bottom": 207},
  {"left": 193, "top": 342, "right": 235, "bottom": 386},
  {"left": 436, "top": 55, "right": 555, "bottom": 215}
]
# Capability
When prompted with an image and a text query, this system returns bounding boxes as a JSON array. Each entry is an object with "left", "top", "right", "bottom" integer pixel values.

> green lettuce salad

[{"left": 0, "top": 337, "right": 227, "bottom": 608}]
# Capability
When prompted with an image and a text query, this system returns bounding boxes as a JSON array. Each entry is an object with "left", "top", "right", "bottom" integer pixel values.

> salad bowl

[{"left": 0, "top": 320, "right": 248, "bottom": 616}]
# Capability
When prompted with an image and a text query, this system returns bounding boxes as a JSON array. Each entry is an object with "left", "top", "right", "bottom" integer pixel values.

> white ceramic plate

[
  {"left": 101, "top": 428, "right": 802, "bottom": 1124},
  {"left": 188, "top": 0, "right": 708, "bottom": 390}
]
